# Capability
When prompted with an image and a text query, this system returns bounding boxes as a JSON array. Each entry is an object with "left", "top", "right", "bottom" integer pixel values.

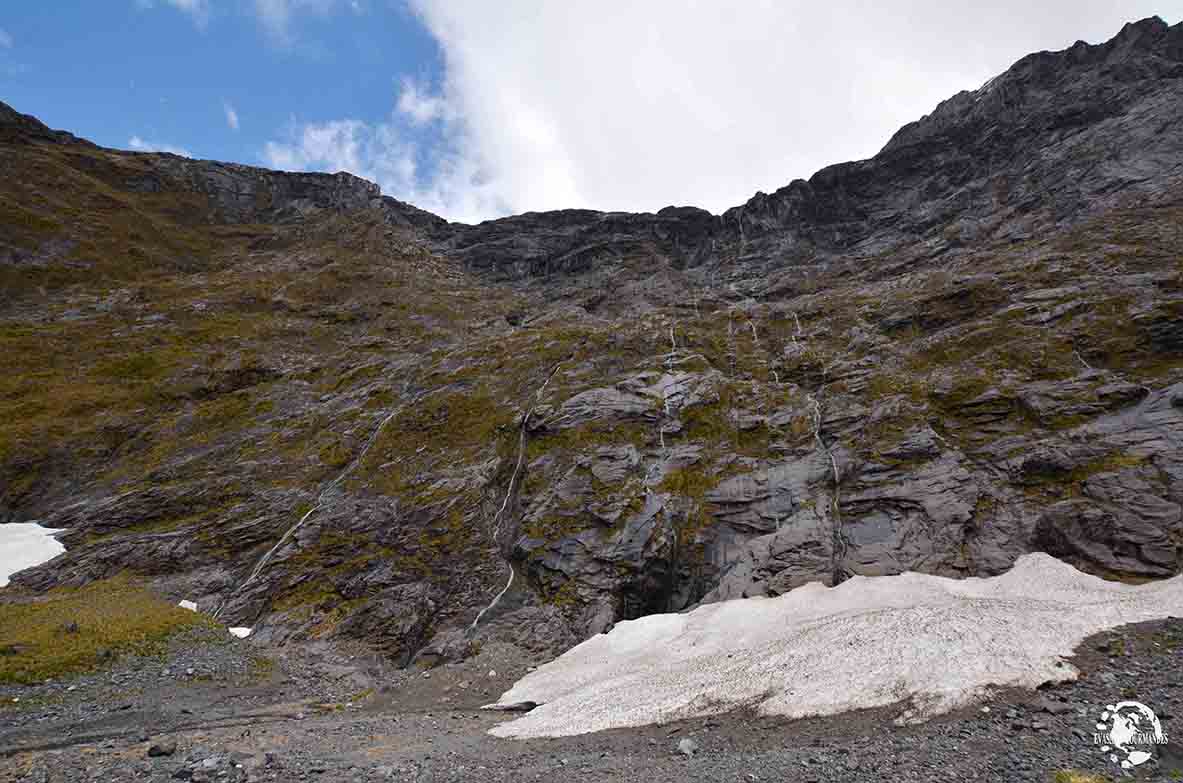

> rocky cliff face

[{"left": 2, "top": 17, "right": 1181, "bottom": 665}]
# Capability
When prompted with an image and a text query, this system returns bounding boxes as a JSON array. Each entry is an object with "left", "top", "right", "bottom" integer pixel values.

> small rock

[
  {"left": 487, "top": 669, "right": 497, "bottom": 679},
  {"left": 482, "top": 700, "right": 537, "bottom": 713},
  {"left": 147, "top": 741, "right": 177, "bottom": 758},
  {"left": 1035, "top": 696, "right": 1073, "bottom": 715},
  {"left": 677, "top": 738, "right": 700, "bottom": 757}
]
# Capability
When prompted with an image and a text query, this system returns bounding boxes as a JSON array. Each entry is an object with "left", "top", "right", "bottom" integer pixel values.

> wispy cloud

[
  {"left": 223, "top": 101, "right": 240, "bottom": 131},
  {"left": 262, "top": 119, "right": 418, "bottom": 201},
  {"left": 128, "top": 135, "right": 194, "bottom": 158},
  {"left": 396, "top": 77, "right": 446, "bottom": 126},
  {"left": 261, "top": 77, "right": 506, "bottom": 223},
  {"left": 0, "top": 28, "right": 13, "bottom": 49},
  {"left": 252, "top": 0, "right": 354, "bottom": 46},
  {"left": 135, "top": 0, "right": 211, "bottom": 29}
]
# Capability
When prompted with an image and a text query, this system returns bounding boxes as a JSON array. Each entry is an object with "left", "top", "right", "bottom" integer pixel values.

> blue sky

[
  {"left": 1, "top": 2, "right": 1179, "bottom": 223},
  {"left": 0, "top": 2, "right": 443, "bottom": 177}
]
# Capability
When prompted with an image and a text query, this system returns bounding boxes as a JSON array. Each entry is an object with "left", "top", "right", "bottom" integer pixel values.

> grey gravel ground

[{"left": 3, "top": 619, "right": 1182, "bottom": 782}]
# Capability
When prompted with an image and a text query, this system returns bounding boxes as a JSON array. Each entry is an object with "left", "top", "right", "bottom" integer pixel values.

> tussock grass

[
  {"left": 1051, "top": 771, "right": 1110, "bottom": 783},
  {"left": 0, "top": 574, "right": 209, "bottom": 684}
]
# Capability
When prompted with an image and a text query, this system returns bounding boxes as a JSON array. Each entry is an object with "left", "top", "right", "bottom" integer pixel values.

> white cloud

[
  {"left": 396, "top": 77, "right": 445, "bottom": 126},
  {"left": 223, "top": 101, "right": 240, "bottom": 131},
  {"left": 128, "top": 136, "right": 194, "bottom": 158},
  {"left": 252, "top": 0, "right": 349, "bottom": 45},
  {"left": 262, "top": 75, "right": 510, "bottom": 223},
  {"left": 263, "top": 2, "right": 1179, "bottom": 223},
  {"left": 136, "top": 0, "right": 211, "bottom": 29},
  {"left": 0, "top": 28, "right": 13, "bottom": 49}
]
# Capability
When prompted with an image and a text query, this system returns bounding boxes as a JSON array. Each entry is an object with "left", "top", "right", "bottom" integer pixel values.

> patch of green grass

[
  {"left": 95, "top": 353, "right": 165, "bottom": 382},
  {"left": 0, "top": 574, "right": 209, "bottom": 684},
  {"left": 1051, "top": 771, "right": 1110, "bottom": 783},
  {"left": 318, "top": 438, "right": 353, "bottom": 469},
  {"left": 540, "top": 577, "right": 583, "bottom": 608},
  {"left": 865, "top": 370, "right": 927, "bottom": 402},
  {"left": 657, "top": 465, "right": 715, "bottom": 500},
  {"left": 525, "top": 421, "right": 649, "bottom": 462},
  {"left": 1020, "top": 450, "right": 1147, "bottom": 502}
]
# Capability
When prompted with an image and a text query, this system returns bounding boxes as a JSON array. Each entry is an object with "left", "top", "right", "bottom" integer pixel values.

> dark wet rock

[
  {"left": 148, "top": 740, "right": 178, "bottom": 757},
  {"left": 336, "top": 583, "right": 438, "bottom": 667}
]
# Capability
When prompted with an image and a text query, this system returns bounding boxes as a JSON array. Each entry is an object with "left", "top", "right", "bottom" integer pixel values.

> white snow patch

[
  {"left": 487, "top": 554, "right": 1183, "bottom": 739},
  {"left": 228, "top": 627, "right": 253, "bottom": 639},
  {"left": 0, "top": 523, "right": 65, "bottom": 588},
  {"left": 178, "top": 600, "right": 199, "bottom": 612}
]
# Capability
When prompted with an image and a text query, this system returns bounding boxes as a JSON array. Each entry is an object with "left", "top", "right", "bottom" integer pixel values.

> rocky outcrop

[{"left": 0, "top": 101, "right": 92, "bottom": 146}]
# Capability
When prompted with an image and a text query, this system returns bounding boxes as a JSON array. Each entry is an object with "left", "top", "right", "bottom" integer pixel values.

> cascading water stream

[
  {"left": 467, "top": 360, "right": 567, "bottom": 635},
  {"left": 213, "top": 398, "right": 413, "bottom": 620}
]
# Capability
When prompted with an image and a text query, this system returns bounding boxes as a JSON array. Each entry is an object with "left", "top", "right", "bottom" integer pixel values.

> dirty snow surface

[
  {"left": 0, "top": 523, "right": 65, "bottom": 588},
  {"left": 488, "top": 554, "right": 1183, "bottom": 739}
]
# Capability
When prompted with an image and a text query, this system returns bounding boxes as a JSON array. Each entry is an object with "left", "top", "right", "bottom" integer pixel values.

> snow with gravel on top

[
  {"left": 487, "top": 553, "right": 1183, "bottom": 739},
  {"left": 0, "top": 523, "right": 65, "bottom": 588}
]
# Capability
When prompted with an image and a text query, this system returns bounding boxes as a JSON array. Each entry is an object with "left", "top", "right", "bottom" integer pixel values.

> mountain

[{"left": 2, "top": 17, "right": 1182, "bottom": 668}]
